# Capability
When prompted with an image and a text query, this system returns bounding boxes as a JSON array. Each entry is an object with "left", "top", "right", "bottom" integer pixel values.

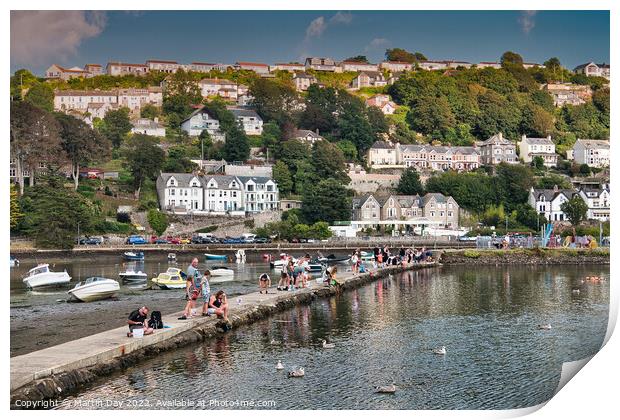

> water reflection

[{"left": 57, "top": 265, "right": 608, "bottom": 410}]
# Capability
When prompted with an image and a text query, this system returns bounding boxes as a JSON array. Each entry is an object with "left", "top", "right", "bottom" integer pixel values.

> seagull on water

[
  {"left": 288, "top": 367, "right": 305, "bottom": 377},
  {"left": 322, "top": 340, "right": 335, "bottom": 349},
  {"left": 276, "top": 360, "right": 284, "bottom": 370},
  {"left": 432, "top": 346, "right": 447, "bottom": 355},
  {"left": 375, "top": 384, "right": 397, "bottom": 394},
  {"left": 270, "top": 339, "right": 281, "bottom": 345}
]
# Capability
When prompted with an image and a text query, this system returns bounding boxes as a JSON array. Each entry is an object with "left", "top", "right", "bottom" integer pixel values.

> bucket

[{"left": 133, "top": 328, "right": 144, "bottom": 338}]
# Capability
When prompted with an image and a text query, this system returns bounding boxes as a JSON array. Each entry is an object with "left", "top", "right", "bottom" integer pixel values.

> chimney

[
  {"left": 154, "top": 117, "right": 159, "bottom": 123},
  {"left": 521, "top": 134, "right": 526, "bottom": 141},
  {"left": 547, "top": 135, "right": 551, "bottom": 141},
  {"left": 498, "top": 132, "right": 503, "bottom": 140},
  {"left": 553, "top": 184, "right": 559, "bottom": 192},
  {"left": 315, "top": 128, "right": 320, "bottom": 136}
]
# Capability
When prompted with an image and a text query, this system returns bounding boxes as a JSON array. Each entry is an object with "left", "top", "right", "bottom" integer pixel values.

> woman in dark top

[
  {"left": 208, "top": 290, "right": 229, "bottom": 321},
  {"left": 127, "top": 306, "right": 154, "bottom": 337}
]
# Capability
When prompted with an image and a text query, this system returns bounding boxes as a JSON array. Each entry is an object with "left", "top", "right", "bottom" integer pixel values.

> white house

[
  {"left": 117, "top": 88, "right": 163, "bottom": 112},
  {"left": 227, "top": 107, "right": 263, "bottom": 135},
  {"left": 528, "top": 186, "right": 576, "bottom": 222},
  {"left": 203, "top": 175, "right": 244, "bottom": 212},
  {"left": 350, "top": 71, "right": 387, "bottom": 89},
  {"left": 237, "top": 176, "right": 279, "bottom": 213},
  {"left": 305, "top": 57, "right": 339, "bottom": 72},
  {"left": 198, "top": 78, "right": 238, "bottom": 100},
  {"left": 106, "top": 62, "right": 149, "bottom": 76},
  {"left": 479, "top": 133, "right": 518, "bottom": 165},
  {"left": 578, "top": 186, "right": 610, "bottom": 221},
  {"left": 293, "top": 129, "right": 324, "bottom": 146},
  {"left": 146, "top": 59, "right": 182, "bottom": 73},
  {"left": 572, "top": 139, "right": 610, "bottom": 168},
  {"left": 270, "top": 63, "right": 306, "bottom": 72},
  {"left": 131, "top": 118, "right": 166, "bottom": 137},
  {"left": 367, "top": 141, "right": 399, "bottom": 167},
  {"left": 573, "top": 62, "right": 610, "bottom": 80},
  {"left": 518, "top": 135, "right": 558, "bottom": 167},
  {"left": 45, "top": 64, "right": 91, "bottom": 80},
  {"left": 156, "top": 173, "right": 279, "bottom": 215},
  {"left": 157, "top": 173, "right": 205, "bottom": 212},
  {"left": 235, "top": 62, "right": 270, "bottom": 75},
  {"left": 180, "top": 106, "right": 224, "bottom": 140},
  {"left": 54, "top": 90, "right": 118, "bottom": 112},
  {"left": 379, "top": 61, "right": 413, "bottom": 72},
  {"left": 340, "top": 61, "right": 379, "bottom": 72},
  {"left": 293, "top": 73, "right": 318, "bottom": 92},
  {"left": 366, "top": 94, "right": 397, "bottom": 115}
]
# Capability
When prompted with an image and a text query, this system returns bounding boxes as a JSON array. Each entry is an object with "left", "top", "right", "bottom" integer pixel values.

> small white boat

[
  {"left": 235, "top": 249, "right": 246, "bottom": 263},
  {"left": 119, "top": 270, "right": 148, "bottom": 282},
  {"left": 288, "top": 367, "right": 305, "bottom": 378},
  {"left": 167, "top": 253, "right": 176, "bottom": 260},
  {"left": 209, "top": 266, "right": 234, "bottom": 277},
  {"left": 270, "top": 254, "right": 297, "bottom": 268},
  {"left": 376, "top": 384, "right": 397, "bottom": 394},
  {"left": 22, "top": 264, "right": 71, "bottom": 289},
  {"left": 123, "top": 251, "right": 144, "bottom": 261},
  {"left": 10, "top": 257, "right": 20, "bottom": 267},
  {"left": 68, "top": 277, "right": 120, "bottom": 302}
]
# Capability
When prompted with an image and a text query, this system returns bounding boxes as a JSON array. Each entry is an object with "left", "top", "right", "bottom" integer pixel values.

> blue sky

[{"left": 10, "top": 10, "right": 610, "bottom": 75}]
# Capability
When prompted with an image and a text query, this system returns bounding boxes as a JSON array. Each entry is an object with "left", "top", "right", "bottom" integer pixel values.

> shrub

[
  {"left": 147, "top": 209, "right": 168, "bottom": 236},
  {"left": 196, "top": 225, "right": 217, "bottom": 234},
  {"left": 117, "top": 212, "right": 131, "bottom": 223},
  {"left": 244, "top": 219, "right": 255, "bottom": 229},
  {"left": 463, "top": 250, "right": 480, "bottom": 259}
]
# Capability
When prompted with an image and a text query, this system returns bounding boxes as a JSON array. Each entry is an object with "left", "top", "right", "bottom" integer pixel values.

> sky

[{"left": 10, "top": 10, "right": 610, "bottom": 75}]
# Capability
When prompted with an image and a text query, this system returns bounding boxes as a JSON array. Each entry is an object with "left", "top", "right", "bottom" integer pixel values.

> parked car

[
  {"left": 79, "top": 236, "right": 103, "bottom": 245},
  {"left": 166, "top": 236, "right": 181, "bottom": 245},
  {"left": 126, "top": 235, "right": 148, "bottom": 245},
  {"left": 458, "top": 235, "right": 477, "bottom": 242},
  {"left": 223, "top": 237, "right": 244, "bottom": 244},
  {"left": 179, "top": 238, "right": 191, "bottom": 245},
  {"left": 254, "top": 237, "right": 271, "bottom": 244},
  {"left": 191, "top": 235, "right": 204, "bottom": 244},
  {"left": 154, "top": 238, "right": 169, "bottom": 244}
]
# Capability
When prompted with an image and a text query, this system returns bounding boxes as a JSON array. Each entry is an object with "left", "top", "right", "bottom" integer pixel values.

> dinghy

[{"left": 205, "top": 253, "right": 228, "bottom": 261}]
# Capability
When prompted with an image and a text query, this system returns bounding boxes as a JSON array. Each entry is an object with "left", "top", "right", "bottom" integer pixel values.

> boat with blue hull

[{"left": 123, "top": 251, "right": 144, "bottom": 261}]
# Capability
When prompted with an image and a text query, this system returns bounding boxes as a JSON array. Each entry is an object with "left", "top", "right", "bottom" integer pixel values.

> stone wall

[{"left": 440, "top": 248, "right": 610, "bottom": 265}]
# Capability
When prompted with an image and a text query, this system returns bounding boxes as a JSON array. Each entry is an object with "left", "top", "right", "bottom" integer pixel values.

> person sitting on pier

[
  {"left": 127, "top": 306, "right": 154, "bottom": 337},
  {"left": 259, "top": 273, "right": 271, "bottom": 294},
  {"left": 207, "top": 290, "right": 229, "bottom": 322}
]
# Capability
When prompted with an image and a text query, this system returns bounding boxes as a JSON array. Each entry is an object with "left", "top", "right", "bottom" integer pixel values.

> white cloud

[
  {"left": 330, "top": 12, "right": 353, "bottom": 25},
  {"left": 11, "top": 11, "right": 107, "bottom": 68},
  {"left": 518, "top": 11, "right": 537, "bottom": 35},
  {"left": 305, "top": 16, "right": 327, "bottom": 39},
  {"left": 365, "top": 38, "right": 390, "bottom": 52}
]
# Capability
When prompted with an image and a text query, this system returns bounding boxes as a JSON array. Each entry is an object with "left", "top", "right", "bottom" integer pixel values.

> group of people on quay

[{"left": 126, "top": 245, "right": 435, "bottom": 336}]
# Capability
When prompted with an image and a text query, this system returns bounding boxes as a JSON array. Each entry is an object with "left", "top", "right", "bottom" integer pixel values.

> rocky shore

[{"left": 440, "top": 248, "right": 610, "bottom": 265}]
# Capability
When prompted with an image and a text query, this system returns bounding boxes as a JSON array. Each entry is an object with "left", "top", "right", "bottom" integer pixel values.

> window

[{"left": 170, "top": 189, "right": 175, "bottom": 196}]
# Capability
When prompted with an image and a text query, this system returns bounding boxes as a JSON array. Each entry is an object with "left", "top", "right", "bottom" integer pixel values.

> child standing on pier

[{"left": 259, "top": 273, "right": 271, "bottom": 294}]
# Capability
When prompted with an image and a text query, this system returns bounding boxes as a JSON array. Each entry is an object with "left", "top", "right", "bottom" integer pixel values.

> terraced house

[
  {"left": 352, "top": 192, "right": 460, "bottom": 229},
  {"left": 156, "top": 173, "right": 279, "bottom": 215},
  {"left": 367, "top": 142, "right": 480, "bottom": 171}
]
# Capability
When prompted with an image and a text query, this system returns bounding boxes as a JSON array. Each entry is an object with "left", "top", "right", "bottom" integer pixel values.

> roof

[
  {"left": 356, "top": 71, "right": 384, "bottom": 79},
  {"left": 574, "top": 139, "right": 610, "bottom": 149},
  {"left": 132, "top": 118, "right": 165, "bottom": 129},
  {"left": 482, "top": 133, "right": 514, "bottom": 146},
  {"left": 522, "top": 136, "right": 554, "bottom": 145},
  {"left": 181, "top": 106, "right": 218, "bottom": 123},
  {"left": 107, "top": 62, "right": 148, "bottom": 67},
  {"left": 274, "top": 62, "right": 304, "bottom": 66},
  {"left": 422, "top": 193, "right": 448, "bottom": 205},
  {"left": 370, "top": 141, "right": 394, "bottom": 150},
  {"left": 236, "top": 62, "right": 269, "bottom": 67},
  {"left": 158, "top": 173, "right": 203, "bottom": 189},
  {"left": 294, "top": 129, "right": 324, "bottom": 139},
  {"left": 574, "top": 62, "right": 610, "bottom": 71},
  {"left": 227, "top": 108, "right": 262, "bottom": 119},
  {"left": 55, "top": 89, "right": 117, "bottom": 97},
  {"left": 85, "top": 63, "right": 102, "bottom": 67},
  {"left": 147, "top": 59, "right": 179, "bottom": 64},
  {"left": 199, "top": 78, "right": 237, "bottom": 85},
  {"left": 191, "top": 62, "right": 215, "bottom": 65},
  {"left": 237, "top": 176, "right": 274, "bottom": 184},
  {"left": 202, "top": 175, "right": 242, "bottom": 187},
  {"left": 382, "top": 61, "right": 413, "bottom": 65},
  {"left": 531, "top": 188, "right": 577, "bottom": 202},
  {"left": 351, "top": 194, "right": 374, "bottom": 210},
  {"left": 293, "top": 72, "right": 316, "bottom": 79},
  {"left": 395, "top": 195, "right": 421, "bottom": 208}
]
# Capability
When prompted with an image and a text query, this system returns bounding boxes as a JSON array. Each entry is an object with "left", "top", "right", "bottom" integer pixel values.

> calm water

[{"left": 54, "top": 264, "right": 609, "bottom": 410}]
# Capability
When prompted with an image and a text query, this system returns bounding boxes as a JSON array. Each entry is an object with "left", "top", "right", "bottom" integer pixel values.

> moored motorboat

[
  {"left": 205, "top": 253, "right": 228, "bottom": 261},
  {"left": 151, "top": 267, "right": 186, "bottom": 289},
  {"left": 68, "top": 277, "right": 120, "bottom": 302},
  {"left": 235, "top": 249, "right": 246, "bottom": 262},
  {"left": 270, "top": 253, "right": 297, "bottom": 268},
  {"left": 305, "top": 263, "right": 325, "bottom": 273},
  {"left": 118, "top": 270, "right": 148, "bottom": 282},
  {"left": 209, "top": 266, "right": 234, "bottom": 277},
  {"left": 317, "top": 254, "right": 349, "bottom": 264},
  {"left": 167, "top": 253, "right": 176, "bottom": 260},
  {"left": 22, "top": 264, "right": 71, "bottom": 289},
  {"left": 10, "top": 256, "right": 20, "bottom": 267},
  {"left": 123, "top": 251, "right": 144, "bottom": 261}
]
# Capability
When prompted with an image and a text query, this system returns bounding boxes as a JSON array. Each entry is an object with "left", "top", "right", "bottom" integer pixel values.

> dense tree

[
  {"left": 425, "top": 171, "right": 499, "bottom": 213},
  {"left": 298, "top": 85, "right": 339, "bottom": 134},
  {"left": 10, "top": 101, "right": 63, "bottom": 194},
  {"left": 407, "top": 95, "right": 455, "bottom": 139},
  {"left": 55, "top": 113, "right": 111, "bottom": 190},
  {"left": 162, "top": 69, "right": 202, "bottom": 123},
  {"left": 495, "top": 163, "right": 534, "bottom": 212},
  {"left": 10, "top": 69, "right": 39, "bottom": 100},
  {"left": 535, "top": 174, "right": 572, "bottom": 189},
  {"left": 204, "top": 100, "right": 250, "bottom": 161},
  {"left": 20, "top": 175, "right": 97, "bottom": 249},
  {"left": 163, "top": 145, "right": 199, "bottom": 173},
  {"left": 147, "top": 209, "right": 169, "bottom": 235},
  {"left": 366, "top": 105, "right": 389, "bottom": 137},
  {"left": 100, "top": 107, "right": 132, "bottom": 148},
  {"left": 337, "top": 96, "right": 376, "bottom": 158},
  {"left": 385, "top": 48, "right": 425, "bottom": 63},
  {"left": 530, "top": 90, "right": 555, "bottom": 113},
  {"left": 10, "top": 184, "right": 23, "bottom": 230},
  {"left": 500, "top": 51, "right": 524, "bottom": 67},
  {"left": 279, "top": 139, "right": 310, "bottom": 171},
  {"left": 543, "top": 57, "right": 562, "bottom": 74},
  {"left": 532, "top": 156, "right": 545, "bottom": 170},
  {"left": 301, "top": 179, "right": 352, "bottom": 224},
  {"left": 260, "top": 122, "right": 281, "bottom": 158},
  {"left": 344, "top": 55, "right": 369, "bottom": 63},
  {"left": 140, "top": 104, "right": 161, "bottom": 120},
  {"left": 24, "top": 83, "right": 54, "bottom": 112},
  {"left": 272, "top": 161, "right": 293, "bottom": 196},
  {"left": 336, "top": 140, "right": 358, "bottom": 161},
  {"left": 397, "top": 168, "right": 424, "bottom": 195},
  {"left": 560, "top": 196, "right": 589, "bottom": 225},
  {"left": 122, "top": 134, "right": 166, "bottom": 198},
  {"left": 520, "top": 102, "right": 554, "bottom": 137},
  {"left": 249, "top": 78, "right": 299, "bottom": 125},
  {"left": 474, "top": 90, "right": 521, "bottom": 139},
  {"left": 310, "top": 141, "right": 350, "bottom": 185}
]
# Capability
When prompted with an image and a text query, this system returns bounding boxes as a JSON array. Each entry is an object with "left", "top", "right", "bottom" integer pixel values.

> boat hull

[
  {"left": 205, "top": 254, "right": 228, "bottom": 261},
  {"left": 152, "top": 280, "right": 186, "bottom": 290},
  {"left": 119, "top": 272, "right": 148, "bottom": 282},
  {"left": 68, "top": 280, "right": 120, "bottom": 302},
  {"left": 23, "top": 272, "right": 71, "bottom": 289}
]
